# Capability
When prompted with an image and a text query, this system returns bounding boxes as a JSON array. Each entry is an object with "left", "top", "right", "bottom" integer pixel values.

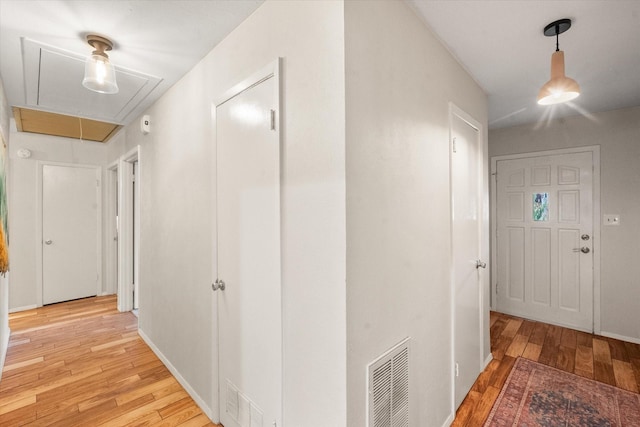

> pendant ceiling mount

[
  {"left": 537, "top": 18, "right": 580, "bottom": 106},
  {"left": 86, "top": 34, "right": 114, "bottom": 55},
  {"left": 543, "top": 19, "right": 572, "bottom": 37}
]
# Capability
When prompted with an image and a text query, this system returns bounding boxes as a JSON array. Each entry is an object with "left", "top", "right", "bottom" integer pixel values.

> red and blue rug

[{"left": 484, "top": 357, "right": 640, "bottom": 426}]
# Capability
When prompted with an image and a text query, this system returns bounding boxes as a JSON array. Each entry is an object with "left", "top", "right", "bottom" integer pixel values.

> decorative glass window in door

[{"left": 533, "top": 193, "right": 549, "bottom": 221}]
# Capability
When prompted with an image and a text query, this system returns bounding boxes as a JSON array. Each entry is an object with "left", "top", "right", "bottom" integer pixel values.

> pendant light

[
  {"left": 82, "top": 34, "right": 119, "bottom": 94},
  {"left": 537, "top": 19, "right": 580, "bottom": 105}
]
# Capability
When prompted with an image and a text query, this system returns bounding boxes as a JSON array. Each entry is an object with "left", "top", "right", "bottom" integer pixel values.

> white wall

[
  {"left": 489, "top": 106, "right": 640, "bottom": 342},
  {"left": 345, "top": 1, "right": 488, "bottom": 425},
  {"left": 119, "top": 1, "right": 346, "bottom": 423},
  {"left": 8, "top": 131, "right": 110, "bottom": 310},
  {"left": 0, "top": 76, "right": 10, "bottom": 377}
]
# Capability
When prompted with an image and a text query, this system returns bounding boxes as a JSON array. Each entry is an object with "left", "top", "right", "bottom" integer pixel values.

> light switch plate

[{"left": 603, "top": 214, "right": 620, "bottom": 226}]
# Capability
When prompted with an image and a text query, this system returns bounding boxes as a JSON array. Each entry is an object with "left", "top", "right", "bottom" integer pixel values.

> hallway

[{"left": 0, "top": 296, "right": 219, "bottom": 426}]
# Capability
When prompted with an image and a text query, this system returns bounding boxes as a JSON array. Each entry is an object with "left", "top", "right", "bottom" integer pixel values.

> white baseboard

[
  {"left": 0, "top": 325, "right": 10, "bottom": 381},
  {"left": 137, "top": 328, "right": 213, "bottom": 420},
  {"left": 483, "top": 353, "right": 493, "bottom": 370},
  {"left": 441, "top": 412, "right": 454, "bottom": 427},
  {"left": 600, "top": 331, "right": 640, "bottom": 345},
  {"left": 9, "top": 304, "right": 37, "bottom": 313}
]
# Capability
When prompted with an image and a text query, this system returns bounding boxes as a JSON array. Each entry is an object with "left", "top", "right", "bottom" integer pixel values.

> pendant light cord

[
  {"left": 555, "top": 25, "right": 560, "bottom": 51},
  {"left": 79, "top": 117, "right": 84, "bottom": 143}
]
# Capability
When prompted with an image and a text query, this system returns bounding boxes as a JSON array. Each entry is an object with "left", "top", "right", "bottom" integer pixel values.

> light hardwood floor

[
  {"left": 453, "top": 311, "right": 640, "bottom": 426},
  {"left": 4, "top": 298, "right": 639, "bottom": 426},
  {"left": 0, "top": 295, "right": 220, "bottom": 427}
]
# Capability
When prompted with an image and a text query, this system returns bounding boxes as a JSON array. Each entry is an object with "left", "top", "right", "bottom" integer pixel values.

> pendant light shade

[
  {"left": 537, "top": 51, "right": 580, "bottom": 105},
  {"left": 537, "top": 19, "right": 580, "bottom": 106},
  {"left": 82, "top": 35, "right": 118, "bottom": 94}
]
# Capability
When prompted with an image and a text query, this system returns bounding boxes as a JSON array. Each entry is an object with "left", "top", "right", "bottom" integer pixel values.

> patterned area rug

[{"left": 484, "top": 357, "right": 640, "bottom": 426}]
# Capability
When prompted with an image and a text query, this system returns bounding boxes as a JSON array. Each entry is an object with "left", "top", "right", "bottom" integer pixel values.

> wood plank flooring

[
  {"left": 6, "top": 299, "right": 639, "bottom": 426},
  {"left": 0, "top": 295, "right": 220, "bottom": 427},
  {"left": 452, "top": 311, "right": 640, "bottom": 426}
]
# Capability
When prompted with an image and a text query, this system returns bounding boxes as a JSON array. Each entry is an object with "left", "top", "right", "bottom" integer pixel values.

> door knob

[
  {"left": 476, "top": 260, "right": 487, "bottom": 269},
  {"left": 44, "top": 240, "right": 53, "bottom": 245},
  {"left": 581, "top": 234, "right": 590, "bottom": 241},
  {"left": 573, "top": 247, "right": 590, "bottom": 254},
  {"left": 212, "top": 279, "right": 226, "bottom": 291}
]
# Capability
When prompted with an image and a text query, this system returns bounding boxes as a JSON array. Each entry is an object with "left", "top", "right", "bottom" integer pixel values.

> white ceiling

[
  {"left": 1, "top": 1, "right": 639, "bottom": 129},
  {"left": 0, "top": 0, "right": 264, "bottom": 125},
  {"left": 409, "top": 0, "right": 640, "bottom": 128}
]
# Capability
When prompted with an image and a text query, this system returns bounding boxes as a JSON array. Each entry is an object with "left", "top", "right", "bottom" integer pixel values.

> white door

[
  {"left": 451, "top": 111, "right": 484, "bottom": 408},
  {"left": 496, "top": 151, "right": 593, "bottom": 331},
  {"left": 216, "top": 71, "right": 281, "bottom": 427},
  {"left": 42, "top": 165, "right": 99, "bottom": 305}
]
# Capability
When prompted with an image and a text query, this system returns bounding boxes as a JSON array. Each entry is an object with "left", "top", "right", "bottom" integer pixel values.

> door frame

[
  {"left": 36, "top": 161, "right": 102, "bottom": 307},
  {"left": 490, "top": 146, "right": 601, "bottom": 334},
  {"left": 116, "top": 146, "right": 140, "bottom": 313},
  {"left": 211, "top": 58, "right": 283, "bottom": 424},
  {"left": 105, "top": 160, "right": 119, "bottom": 296},
  {"left": 448, "top": 103, "right": 489, "bottom": 412}
]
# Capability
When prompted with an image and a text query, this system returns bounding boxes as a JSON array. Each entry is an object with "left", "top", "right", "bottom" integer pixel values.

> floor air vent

[{"left": 367, "top": 337, "right": 410, "bottom": 427}]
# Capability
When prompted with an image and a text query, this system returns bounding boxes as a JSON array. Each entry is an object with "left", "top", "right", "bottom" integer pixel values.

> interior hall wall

[
  {"left": 345, "top": 1, "right": 489, "bottom": 425},
  {"left": 120, "top": 1, "right": 346, "bottom": 423},
  {"left": 489, "top": 106, "right": 640, "bottom": 342},
  {"left": 7, "top": 131, "right": 109, "bottom": 311}
]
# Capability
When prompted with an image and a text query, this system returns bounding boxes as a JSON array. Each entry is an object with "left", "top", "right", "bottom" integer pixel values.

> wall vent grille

[{"left": 367, "top": 337, "right": 410, "bottom": 427}]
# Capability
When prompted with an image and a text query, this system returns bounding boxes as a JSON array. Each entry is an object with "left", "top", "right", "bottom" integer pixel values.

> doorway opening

[
  {"left": 116, "top": 146, "right": 140, "bottom": 313},
  {"left": 106, "top": 161, "right": 119, "bottom": 297}
]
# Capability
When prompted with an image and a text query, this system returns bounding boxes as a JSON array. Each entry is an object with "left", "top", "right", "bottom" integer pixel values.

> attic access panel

[
  {"left": 13, "top": 107, "right": 121, "bottom": 143},
  {"left": 22, "top": 38, "right": 162, "bottom": 124}
]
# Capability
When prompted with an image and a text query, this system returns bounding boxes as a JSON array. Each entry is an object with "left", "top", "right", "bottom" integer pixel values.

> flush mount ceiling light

[
  {"left": 537, "top": 18, "right": 580, "bottom": 106},
  {"left": 82, "top": 34, "right": 119, "bottom": 94}
]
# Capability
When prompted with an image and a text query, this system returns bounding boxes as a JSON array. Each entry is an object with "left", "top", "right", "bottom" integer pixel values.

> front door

[
  {"left": 215, "top": 67, "right": 281, "bottom": 427},
  {"left": 495, "top": 151, "right": 594, "bottom": 331},
  {"left": 42, "top": 164, "right": 99, "bottom": 305},
  {"left": 451, "top": 110, "right": 484, "bottom": 408}
]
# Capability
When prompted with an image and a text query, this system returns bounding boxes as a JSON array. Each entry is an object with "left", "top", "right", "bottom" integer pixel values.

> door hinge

[
  {"left": 270, "top": 109, "right": 276, "bottom": 131},
  {"left": 96, "top": 179, "right": 100, "bottom": 187},
  {"left": 496, "top": 283, "right": 498, "bottom": 295},
  {"left": 455, "top": 362, "right": 459, "bottom": 377},
  {"left": 452, "top": 137, "right": 457, "bottom": 153}
]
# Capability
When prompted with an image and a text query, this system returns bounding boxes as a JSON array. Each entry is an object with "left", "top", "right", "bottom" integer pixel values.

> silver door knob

[
  {"left": 44, "top": 240, "right": 53, "bottom": 245},
  {"left": 212, "top": 279, "right": 226, "bottom": 291},
  {"left": 573, "top": 247, "right": 590, "bottom": 254},
  {"left": 581, "top": 234, "right": 590, "bottom": 241},
  {"left": 476, "top": 260, "right": 487, "bottom": 269}
]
